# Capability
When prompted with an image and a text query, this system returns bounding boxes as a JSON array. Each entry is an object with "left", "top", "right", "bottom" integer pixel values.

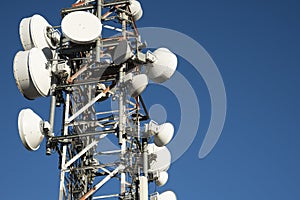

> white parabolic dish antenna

[
  {"left": 61, "top": 11, "right": 102, "bottom": 44},
  {"left": 158, "top": 191, "right": 177, "bottom": 200},
  {"left": 19, "top": 14, "right": 57, "bottom": 50},
  {"left": 148, "top": 143, "right": 171, "bottom": 173},
  {"left": 155, "top": 171, "right": 169, "bottom": 187},
  {"left": 129, "top": 74, "right": 148, "bottom": 97},
  {"left": 129, "top": 0, "right": 143, "bottom": 21},
  {"left": 146, "top": 48, "right": 177, "bottom": 83},
  {"left": 18, "top": 109, "right": 44, "bottom": 151},
  {"left": 28, "top": 48, "right": 51, "bottom": 97},
  {"left": 154, "top": 122, "right": 175, "bottom": 147},
  {"left": 13, "top": 48, "right": 51, "bottom": 100}
]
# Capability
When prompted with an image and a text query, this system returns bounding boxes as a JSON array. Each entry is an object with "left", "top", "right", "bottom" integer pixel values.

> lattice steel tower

[{"left": 14, "top": 1, "right": 177, "bottom": 199}]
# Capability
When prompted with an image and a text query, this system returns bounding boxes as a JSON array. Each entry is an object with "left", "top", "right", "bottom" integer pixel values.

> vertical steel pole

[
  {"left": 119, "top": 65, "right": 126, "bottom": 194},
  {"left": 49, "top": 95, "right": 56, "bottom": 134},
  {"left": 140, "top": 140, "right": 148, "bottom": 200},
  {"left": 59, "top": 92, "right": 70, "bottom": 200},
  {"left": 46, "top": 95, "right": 56, "bottom": 155},
  {"left": 96, "top": 0, "right": 102, "bottom": 62},
  {"left": 119, "top": 11, "right": 128, "bottom": 195}
]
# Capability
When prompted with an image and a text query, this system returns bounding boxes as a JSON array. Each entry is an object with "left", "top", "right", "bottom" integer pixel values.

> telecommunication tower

[{"left": 13, "top": 0, "right": 178, "bottom": 199}]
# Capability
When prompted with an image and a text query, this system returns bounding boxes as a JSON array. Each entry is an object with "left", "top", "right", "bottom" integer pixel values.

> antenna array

[{"left": 14, "top": 1, "right": 178, "bottom": 199}]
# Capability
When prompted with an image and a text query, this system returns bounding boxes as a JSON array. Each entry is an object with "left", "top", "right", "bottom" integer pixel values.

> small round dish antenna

[
  {"left": 18, "top": 109, "right": 45, "bottom": 151},
  {"left": 129, "top": 0, "right": 143, "bottom": 21},
  {"left": 13, "top": 48, "right": 51, "bottom": 100},
  {"left": 148, "top": 143, "right": 171, "bottom": 173},
  {"left": 128, "top": 74, "right": 148, "bottom": 97},
  {"left": 146, "top": 48, "right": 177, "bottom": 83},
  {"left": 154, "top": 122, "right": 175, "bottom": 147},
  {"left": 155, "top": 171, "right": 169, "bottom": 187},
  {"left": 158, "top": 191, "right": 177, "bottom": 200},
  {"left": 61, "top": 11, "right": 102, "bottom": 44}
]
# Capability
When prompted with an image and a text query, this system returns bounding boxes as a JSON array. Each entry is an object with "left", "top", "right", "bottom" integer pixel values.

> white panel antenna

[{"left": 113, "top": 40, "right": 133, "bottom": 65}]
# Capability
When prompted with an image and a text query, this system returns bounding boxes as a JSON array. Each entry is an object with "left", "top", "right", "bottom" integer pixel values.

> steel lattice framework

[{"left": 14, "top": 1, "right": 177, "bottom": 200}]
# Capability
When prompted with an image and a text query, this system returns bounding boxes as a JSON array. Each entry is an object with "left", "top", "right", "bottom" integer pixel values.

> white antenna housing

[
  {"left": 158, "top": 191, "right": 177, "bottom": 200},
  {"left": 129, "top": 0, "right": 143, "bottom": 21},
  {"left": 147, "top": 121, "right": 175, "bottom": 147},
  {"left": 125, "top": 73, "right": 149, "bottom": 97},
  {"left": 19, "top": 17, "right": 35, "bottom": 50},
  {"left": 155, "top": 171, "right": 169, "bottom": 187},
  {"left": 13, "top": 48, "right": 51, "bottom": 100},
  {"left": 146, "top": 48, "right": 177, "bottom": 83},
  {"left": 18, "top": 109, "right": 45, "bottom": 151},
  {"left": 130, "top": 74, "right": 148, "bottom": 97},
  {"left": 61, "top": 11, "right": 102, "bottom": 44},
  {"left": 148, "top": 143, "right": 171, "bottom": 173},
  {"left": 19, "top": 14, "right": 59, "bottom": 59},
  {"left": 113, "top": 40, "right": 133, "bottom": 65}
]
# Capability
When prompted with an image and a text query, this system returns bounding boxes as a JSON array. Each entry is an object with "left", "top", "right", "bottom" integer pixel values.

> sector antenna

[{"left": 14, "top": 1, "right": 179, "bottom": 199}]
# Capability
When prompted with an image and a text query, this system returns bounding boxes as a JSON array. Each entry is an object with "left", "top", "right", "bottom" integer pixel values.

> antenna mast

[{"left": 14, "top": 1, "right": 178, "bottom": 200}]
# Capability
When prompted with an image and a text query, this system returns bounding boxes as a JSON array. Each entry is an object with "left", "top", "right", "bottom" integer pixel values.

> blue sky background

[{"left": 0, "top": 0, "right": 300, "bottom": 199}]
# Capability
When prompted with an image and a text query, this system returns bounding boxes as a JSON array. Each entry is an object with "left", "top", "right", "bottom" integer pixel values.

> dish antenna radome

[
  {"left": 129, "top": 0, "right": 143, "bottom": 21},
  {"left": 147, "top": 121, "right": 175, "bottom": 147},
  {"left": 129, "top": 74, "right": 148, "bottom": 97},
  {"left": 148, "top": 143, "right": 171, "bottom": 173},
  {"left": 124, "top": 73, "right": 149, "bottom": 97},
  {"left": 158, "top": 191, "right": 177, "bottom": 200},
  {"left": 19, "top": 14, "right": 60, "bottom": 58},
  {"left": 155, "top": 171, "right": 169, "bottom": 187},
  {"left": 61, "top": 11, "right": 102, "bottom": 44},
  {"left": 13, "top": 48, "right": 51, "bottom": 100},
  {"left": 18, "top": 108, "right": 49, "bottom": 151},
  {"left": 146, "top": 48, "right": 177, "bottom": 83}
]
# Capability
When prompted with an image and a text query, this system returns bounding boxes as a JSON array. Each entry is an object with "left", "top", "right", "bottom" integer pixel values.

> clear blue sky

[{"left": 0, "top": 0, "right": 300, "bottom": 199}]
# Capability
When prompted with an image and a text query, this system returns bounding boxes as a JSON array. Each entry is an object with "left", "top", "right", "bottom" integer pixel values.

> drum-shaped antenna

[
  {"left": 155, "top": 171, "right": 169, "bottom": 187},
  {"left": 154, "top": 122, "right": 175, "bottom": 147},
  {"left": 13, "top": 48, "right": 51, "bottom": 100},
  {"left": 128, "top": 74, "right": 148, "bottom": 97},
  {"left": 146, "top": 48, "right": 177, "bottom": 83},
  {"left": 129, "top": 0, "right": 143, "bottom": 21},
  {"left": 19, "top": 14, "right": 59, "bottom": 56},
  {"left": 19, "top": 17, "right": 34, "bottom": 50},
  {"left": 158, "top": 191, "right": 177, "bottom": 200},
  {"left": 148, "top": 143, "right": 171, "bottom": 173},
  {"left": 61, "top": 11, "right": 102, "bottom": 44},
  {"left": 18, "top": 109, "right": 45, "bottom": 151}
]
